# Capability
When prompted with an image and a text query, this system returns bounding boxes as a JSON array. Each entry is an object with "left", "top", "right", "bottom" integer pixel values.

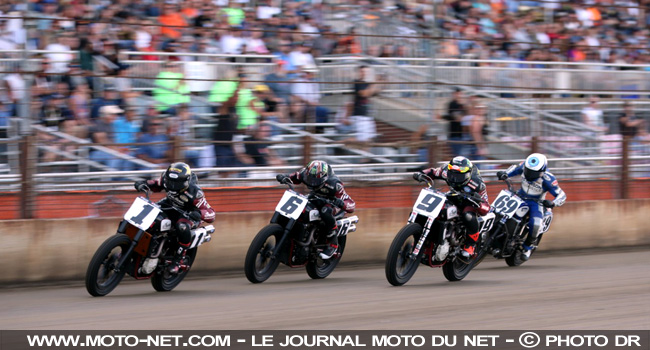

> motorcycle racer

[
  {"left": 416, "top": 156, "right": 490, "bottom": 260},
  {"left": 496, "top": 153, "right": 566, "bottom": 260},
  {"left": 134, "top": 162, "right": 216, "bottom": 273},
  {"left": 276, "top": 160, "right": 355, "bottom": 260}
]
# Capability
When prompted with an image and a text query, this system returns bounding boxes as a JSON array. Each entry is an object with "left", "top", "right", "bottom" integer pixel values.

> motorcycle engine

[
  {"left": 435, "top": 242, "right": 450, "bottom": 261},
  {"left": 291, "top": 245, "right": 309, "bottom": 265},
  {"left": 139, "top": 258, "right": 159, "bottom": 275}
]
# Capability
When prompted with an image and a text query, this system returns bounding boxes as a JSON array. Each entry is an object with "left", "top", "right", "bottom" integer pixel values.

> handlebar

[
  {"left": 502, "top": 177, "right": 514, "bottom": 192},
  {"left": 138, "top": 184, "right": 152, "bottom": 200},
  {"left": 413, "top": 172, "right": 434, "bottom": 188}
]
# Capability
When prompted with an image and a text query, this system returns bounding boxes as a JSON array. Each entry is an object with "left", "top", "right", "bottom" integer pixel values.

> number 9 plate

[
  {"left": 412, "top": 189, "right": 447, "bottom": 218},
  {"left": 275, "top": 190, "right": 308, "bottom": 220}
]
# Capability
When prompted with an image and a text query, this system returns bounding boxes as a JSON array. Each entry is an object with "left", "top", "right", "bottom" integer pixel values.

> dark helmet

[
  {"left": 523, "top": 153, "right": 547, "bottom": 181},
  {"left": 302, "top": 160, "right": 330, "bottom": 189},
  {"left": 446, "top": 156, "right": 473, "bottom": 189},
  {"left": 163, "top": 162, "right": 192, "bottom": 194}
]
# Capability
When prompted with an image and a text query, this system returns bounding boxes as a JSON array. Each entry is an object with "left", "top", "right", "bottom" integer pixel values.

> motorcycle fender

[
  {"left": 270, "top": 212, "right": 281, "bottom": 224},
  {"left": 116, "top": 220, "right": 128, "bottom": 234},
  {"left": 123, "top": 225, "right": 152, "bottom": 257}
]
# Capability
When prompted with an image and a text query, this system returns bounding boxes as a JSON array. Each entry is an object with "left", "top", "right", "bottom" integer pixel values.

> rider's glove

[
  {"left": 496, "top": 171, "right": 508, "bottom": 181},
  {"left": 189, "top": 210, "right": 202, "bottom": 222},
  {"left": 276, "top": 174, "right": 288, "bottom": 184},
  {"left": 413, "top": 172, "right": 424, "bottom": 182},
  {"left": 542, "top": 199, "right": 555, "bottom": 208},
  {"left": 332, "top": 198, "right": 346, "bottom": 209},
  {"left": 134, "top": 180, "right": 148, "bottom": 192}
]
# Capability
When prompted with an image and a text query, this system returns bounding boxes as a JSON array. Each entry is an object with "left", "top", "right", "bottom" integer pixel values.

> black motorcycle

[
  {"left": 481, "top": 178, "right": 554, "bottom": 266},
  {"left": 385, "top": 173, "right": 495, "bottom": 286},
  {"left": 244, "top": 180, "right": 359, "bottom": 283},
  {"left": 85, "top": 187, "right": 214, "bottom": 296}
]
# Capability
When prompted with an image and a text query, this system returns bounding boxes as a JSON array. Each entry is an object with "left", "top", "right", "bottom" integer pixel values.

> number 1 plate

[
  {"left": 124, "top": 197, "right": 162, "bottom": 231},
  {"left": 275, "top": 190, "right": 308, "bottom": 220},
  {"left": 412, "top": 189, "right": 446, "bottom": 218}
]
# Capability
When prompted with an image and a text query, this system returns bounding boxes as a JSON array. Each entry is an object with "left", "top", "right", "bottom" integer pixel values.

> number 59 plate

[{"left": 275, "top": 190, "right": 308, "bottom": 220}]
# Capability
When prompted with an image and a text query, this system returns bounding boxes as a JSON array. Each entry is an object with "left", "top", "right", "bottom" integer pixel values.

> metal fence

[{"left": 1, "top": 136, "right": 648, "bottom": 220}]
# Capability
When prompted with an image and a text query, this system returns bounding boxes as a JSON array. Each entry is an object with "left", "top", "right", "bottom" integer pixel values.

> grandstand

[{"left": 0, "top": 0, "right": 649, "bottom": 218}]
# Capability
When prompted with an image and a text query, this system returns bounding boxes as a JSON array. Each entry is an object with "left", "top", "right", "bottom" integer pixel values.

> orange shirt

[{"left": 159, "top": 13, "right": 187, "bottom": 39}]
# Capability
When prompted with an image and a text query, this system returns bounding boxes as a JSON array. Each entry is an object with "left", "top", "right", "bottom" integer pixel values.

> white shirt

[
  {"left": 4, "top": 74, "right": 25, "bottom": 100},
  {"left": 581, "top": 106, "right": 604, "bottom": 129},
  {"left": 292, "top": 78, "right": 320, "bottom": 104},
  {"left": 44, "top": 43, "right": 73, "bottom": 73},
  {"left": 220, "top": 35, "right": 243, "bottom": 54},
  {"left": 257, "top": 6, "right": 280, "bottom": 20},
  {"left": 289, "top": 51, "right": 315, "bottom": 69},
  {"left": 135, "top": 30, "right": 152, "bottom": 49}
]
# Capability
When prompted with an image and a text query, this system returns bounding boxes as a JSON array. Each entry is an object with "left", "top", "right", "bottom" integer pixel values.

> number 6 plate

[
  {"left": 412, "top": 189, "right": 446, "bottom": 218},
  {"left": 124, "top": 197, "right": 162, "bottom": 230},
  {"left": 275, "top": 190, "right": 308, "bottom": 220}
]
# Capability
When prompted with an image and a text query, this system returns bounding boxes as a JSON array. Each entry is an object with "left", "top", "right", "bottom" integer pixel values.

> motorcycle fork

[
  {"left": 411, "top": 216, "right": 434, "bottom": 258},
  {"left": 114, "top": 229, "right": 145, "bottom": 273},
  {"left": 271, "top": 219, "right": 296, "bottom": 260}
]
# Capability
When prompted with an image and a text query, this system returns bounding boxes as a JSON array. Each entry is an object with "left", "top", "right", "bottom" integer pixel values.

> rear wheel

[
  {"left": 151, "top": 248, "right": 197, "bottom": 292},
  {"left": 385, "top": 223, "right": 423, "bottom": 286},
  {"left": 85, "top": 234, "right": 131, "bottom": 297},
  {"left": 306, "top": 235, "right": 347, "bottom": 279},
  {"left": 245, "top": 224, "right": 283, "bottom": 283}
]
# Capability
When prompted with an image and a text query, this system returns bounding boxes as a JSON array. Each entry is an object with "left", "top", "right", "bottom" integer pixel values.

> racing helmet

[
  {"left": 163, "top": 162, "right": 192, "bottom": 194},
  {"left": 523, "top": 153, "right": 547, "bottom": 181},
  {"left": 446, "top": 156, "right": 473, "bottom": 189},
  {"left": 302, "top": 160, "right": 330, "bottom": 190}
]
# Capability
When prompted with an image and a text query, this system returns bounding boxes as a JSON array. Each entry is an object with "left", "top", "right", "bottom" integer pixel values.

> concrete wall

[{"left": 1, "top": 199, "right": 649, "bottom": 283}]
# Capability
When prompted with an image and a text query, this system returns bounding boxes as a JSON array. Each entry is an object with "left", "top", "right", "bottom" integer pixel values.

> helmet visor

[
  {"left": 164, "top": 177, "right": 188, "bottom": 192},
  {"left": 447, "top": 170, "right": 471, "bottom": 187},
  {"left": 303, "top": 173, "right": 327, "bottom": 189},
  {"left": 523, "top": 167, "right": 544, "bottom": 181}
]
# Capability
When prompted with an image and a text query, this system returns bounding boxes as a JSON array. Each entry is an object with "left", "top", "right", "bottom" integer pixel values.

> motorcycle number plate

[
  {"left": 275, "top": 190, "right": 308, "bottom": 220},
  {"left": 124, "top": 197, "right": 162, "bottom": 231},
  {"left": 412, "top": 189, "right": 446, "bottom": 218},
  {"left": 491, "top": 190, "right": 524, "bottom": 218}
]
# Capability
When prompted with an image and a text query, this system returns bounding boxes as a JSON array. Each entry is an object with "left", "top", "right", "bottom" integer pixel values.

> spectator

[
  {"left": 159, "top": 2, "right": 187, "bottom": 40},
  {"left": 619, "top": 102, "right": 645, "bottom": 138},
  {"left": 337, "top": 27, "right": 362, "bottom": 54},
  {"left": 253, "top": 84, "right": 287, "bottom": 124},
  {"left": 469, "top": 104, "right": 488, "bottom": 162},
  {"left": 240, "top": 122, "right": 284, "bottom": 167},
  {"left": 89, "top": 105, "right": 122, "bottom": 170},
  {"left": 581, "top": 97, "right": 608, "bottom": 135},
  {"left": 273, "top": 40, "right": 299, "bottom": 75},
  {"left": 220, "top": 26, "right": 245, "bottom": 54},
  {"left": 152, "top": 61, "right": 190, "bottom": 114},
  {"left": 90, "top": 87, "right": 124, "bottom": 120},
  {"left": 350, "top": 65, "right": 382, "bottom": 142},
  {"left": 113, "top": 106, "right": 141, "bottom": 171},
  {"left": 291, "top": 65, "right": 322, "bottom": 127},
  {"left": 264, "top": 60, "right": 292, "bottom": 105},
  {"left": 442, "top": 88, "right": 466, "bottom": 156},
  {"left": 136, "top": 117, "right": 170, "bottom": 166},
  {"left": 44, "top": 34, "right": 73, "bottom": 74},
  {"left": 289, "top": 41, "right": 316, "bottom": 69},
  {"left": 69, "top": 83, "right": 92, "bottom": 128},
  {"left": 313, "top": 26, "right": 338, "bottom": 56},
  {"left": 209, "top": 71, "right": 243, "bottom": 172}
]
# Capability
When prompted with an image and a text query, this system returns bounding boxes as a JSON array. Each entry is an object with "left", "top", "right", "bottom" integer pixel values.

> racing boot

[
  {"left": 319, "top": 231, "right": 339, "bottom": 260},
  {"left": 168, "top": 244, "right": 190, "bottom": 274},
  {"left": 459, "top": 231, "right": 480, "bottom": 260},
  {"left": 521, "top": 244, "right": 533, "bottom": 261}
]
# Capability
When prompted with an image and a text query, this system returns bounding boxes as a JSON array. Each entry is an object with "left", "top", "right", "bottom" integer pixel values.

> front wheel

[
  {"left": 245, "top": 224, "right": 283, "bottom": 283},
  {"left": 85, "top": 234, "right": 131, "bottom": 297},
  {"left": 385, "top": 223, "right": 423, "bottom": 286},
  {"left": 306, "top": 235, "right": 347, "bottom": 279},
  {"left": 151, "top": 248, "right": 197, "bottom": 292},
  {"left": 442, "top": 255, "right": 477, "bottom": 281}
]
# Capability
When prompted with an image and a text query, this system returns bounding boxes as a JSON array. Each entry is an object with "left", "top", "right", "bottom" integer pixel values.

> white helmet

[{"left": 524, "top": 153, "right": 547, "bottom": 181}]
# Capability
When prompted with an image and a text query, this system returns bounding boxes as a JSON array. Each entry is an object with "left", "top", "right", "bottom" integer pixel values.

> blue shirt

[
  {"left": 136, "top": 134, "right": 169, "bottom": 160},
  {"left": 113, "top": 117, "right": 140, "bottom": 145},
  {"left": 505, "top": 162, "right": 567, "bottom": 206}
]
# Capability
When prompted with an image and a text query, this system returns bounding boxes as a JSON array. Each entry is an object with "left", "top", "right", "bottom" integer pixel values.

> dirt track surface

[{"left": 1, "top": 249, "right": 648, "bottom": 330}]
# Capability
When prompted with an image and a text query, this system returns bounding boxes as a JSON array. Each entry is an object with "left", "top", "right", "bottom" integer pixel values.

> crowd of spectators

[{"left": 0, "top": 0, "right": 648, "bottom": 172}]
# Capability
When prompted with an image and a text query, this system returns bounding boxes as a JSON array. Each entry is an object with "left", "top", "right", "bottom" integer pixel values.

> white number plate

[
  {"left": 124, "top": 197, "right": 162, "bottom": 231},
  {"left": 412, "top": 189, "right": 446, "bottom": 218},
  {"left": 491, "top": 190, "right": 525, "bottom": 218},
  {"left": 275, "top": 190, "right": 308, "bottom": 220}
]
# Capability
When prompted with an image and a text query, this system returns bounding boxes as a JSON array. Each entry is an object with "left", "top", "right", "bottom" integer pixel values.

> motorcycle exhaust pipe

[{"left": 347, "top": 224, "right": 357, "bottom": 233}]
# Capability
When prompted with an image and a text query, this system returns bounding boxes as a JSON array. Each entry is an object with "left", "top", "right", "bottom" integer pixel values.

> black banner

[{"left": 2, "top": 331, "right": 648, "bottom": 350}]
